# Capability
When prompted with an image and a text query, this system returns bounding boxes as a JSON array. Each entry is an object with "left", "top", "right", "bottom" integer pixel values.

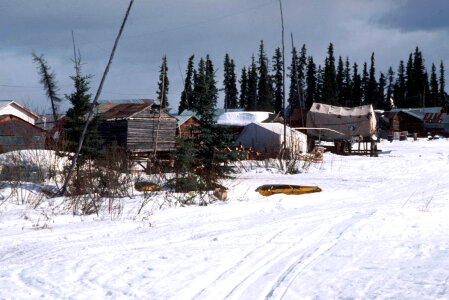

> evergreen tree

[
  {"left": 386, "top": 66, "right": 395, "bottom": 108},
  {"left": 343, "top": 57, "right": 352, "bottom": 107},
  {"left": 440, "top": 61, "right": 447, "bottom": 109},
  {"left": 239, "top": 66, "right": 248, "bottom": 109},
  {"left": 376, "top": 72, "right": 387, "bottom": 109},
  {"left": 272, "top": 47, "right": 284, "bottom": 113},
  {"left": 288, "top": 47, "right": 299, "bottom": 110},
  {"left": 322, "top": 43, "right": 337, "bottom": 105},
  {"left": 336, "top": 56, "right": 344, "bottom": 105},
  {"left": 247, "top": 55, "right": 258, "bottom": 111},
  {"left": 191, "top": 56, "right": 239, "bottom": 193},
  {"left": 361, "top": 62, "right": 368, "bottom": 104},
  {"left": 64, "top": 58, "right": 101, "bottom": 162},
  {"left": 205, "top": 55, "right": 218, "bottom": 109},
  {"left": 32, "top": 53, "right": 62, "bottom": 123},
  {"left": 405, "top": 53, "right": 415, "bottom": 107},
  {"left": 316, "top": 65, "right": 324, "bottom": 103},
  {"left": 413, "top": 47, "right": 427, "bottom": 107},
  {"left": 192, "top": 58, "right": 206, "bottom": 115},
  {"left": 352, "top": 62, "right": 362, "bottom": 106},
  {"left": 394, "top": 60, "right": 406, "bottom": 108},
  {"left": 429, "top": 63, "right": 439, "bottom": 107},
  {"left": 365, "top": 53, "right": 377, "bottom": 105},
  {"left": 305, "top": 56, "right": 317, "bottom": 110},
  {"left": 297, "top": 44, "right": 307, "bottom": 109},
  {"left": 156, "top": 56, "right": 169, "bottom": 108},
  {"left": 179, "top": 55, "right": 195, "bottom": 114},
  {"left": 223, "top": 53, "right": 238, "bottom": 109},
  {"left": 256, "top": 40, "right": 273, "bottom": 111}
]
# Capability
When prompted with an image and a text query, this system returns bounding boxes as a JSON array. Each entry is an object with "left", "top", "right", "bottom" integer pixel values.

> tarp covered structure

[
  {"left": 236, "top": 122, "right": 307, "bottom": 154},
  {"left": 306, "top": 103, "right": 376, "bottom": 141}
]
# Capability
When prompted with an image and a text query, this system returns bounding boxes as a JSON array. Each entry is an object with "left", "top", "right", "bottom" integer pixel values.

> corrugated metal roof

[
  {"left": 97, "top": 99, "right": 157, "bottom": 105},
  {"left": 100, "top": 103, "right": 152, "bottom": 120}
]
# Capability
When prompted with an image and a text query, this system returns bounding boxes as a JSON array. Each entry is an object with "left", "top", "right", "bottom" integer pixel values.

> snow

[
  {"left": 216, "top": 111, "right": 271, "bottom": 126},
  {"left": 1, "top": 139, "right": 449, "bottom": 299}
]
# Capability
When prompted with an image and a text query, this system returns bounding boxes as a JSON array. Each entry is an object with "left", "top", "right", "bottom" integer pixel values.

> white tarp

[
  {"left": 306, "top": 103, "right": 377, "bottom": 141},
  {"left": 217, "top": 112, "right": 271, "bottom": 126},
  {"left": 236, "top": 122, "right": 307, "bottom": 153}
]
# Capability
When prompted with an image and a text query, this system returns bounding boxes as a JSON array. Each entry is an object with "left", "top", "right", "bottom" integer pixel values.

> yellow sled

[{"left": 256, "top": 184, "right": 322, "bottom": 196}]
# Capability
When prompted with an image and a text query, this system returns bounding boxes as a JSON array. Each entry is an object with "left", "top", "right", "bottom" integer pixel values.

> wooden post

[{"left": 59, "top": 0, "right": 134, "bottom": 196}]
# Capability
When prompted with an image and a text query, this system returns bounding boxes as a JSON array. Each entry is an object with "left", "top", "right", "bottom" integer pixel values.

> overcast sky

[{"left": 1, "top": 0, "right": 449, "bottom": 114}]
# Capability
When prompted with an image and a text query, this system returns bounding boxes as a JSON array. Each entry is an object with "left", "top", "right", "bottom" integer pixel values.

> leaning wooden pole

[
  {"left": 279, "top": 0, "right": 286, "bottom": 152},
  {"left": 60, "top": 0, "right": 134, "bottom": 196}
]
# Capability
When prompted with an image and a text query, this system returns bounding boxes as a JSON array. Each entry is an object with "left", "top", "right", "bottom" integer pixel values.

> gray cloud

[
  {"left": 1, "top": 0, "right": 449, "bottom": 113},
  {"left": 376, "top": 0, "right": 449, "bottom": 32}
]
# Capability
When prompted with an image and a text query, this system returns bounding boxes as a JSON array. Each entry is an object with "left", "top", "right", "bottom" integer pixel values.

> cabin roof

[
  {"left": 0, "top": 100, "right": 41, "bottom": 119},
  {"left": 100, "top": 103, "right": 152, "bottom": 120}
]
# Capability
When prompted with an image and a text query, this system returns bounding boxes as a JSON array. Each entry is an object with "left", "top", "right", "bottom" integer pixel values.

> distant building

[
  {"left": 0, "top": 101, "right": 44, "bottom": 153},
  {"left": 97, "top": 102, "right": 177, "bottom": 159}
]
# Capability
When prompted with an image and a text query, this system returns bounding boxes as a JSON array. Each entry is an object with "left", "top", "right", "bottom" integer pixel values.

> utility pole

[
  {"left": 279, "top": 0, "right": 286, "bottom": 152},
  {"left": 60, "top": 0, "right": 135, "bottom": 196}
]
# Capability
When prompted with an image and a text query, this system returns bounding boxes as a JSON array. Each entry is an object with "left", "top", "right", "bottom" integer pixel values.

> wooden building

[
  {"left": 0, "top": 115, "right": 45, "bottom": 153},
  {"left": 176, "top": 115, "right": 200, "bottom": 138},
  {"left": 97, "top": 103, "right": 177, "bottom": 158},
  {"left": 0, "top": 100, "right": 41, "bottom": 125}
]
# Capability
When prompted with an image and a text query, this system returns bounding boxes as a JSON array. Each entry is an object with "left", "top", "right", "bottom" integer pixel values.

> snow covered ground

[{"left": 1, "top": 139, "right": 449, "bottom": 299}]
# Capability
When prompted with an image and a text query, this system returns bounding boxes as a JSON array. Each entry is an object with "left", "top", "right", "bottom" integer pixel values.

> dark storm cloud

[{"left": 377, "top": 0, "right": 449, "bottom": 32}]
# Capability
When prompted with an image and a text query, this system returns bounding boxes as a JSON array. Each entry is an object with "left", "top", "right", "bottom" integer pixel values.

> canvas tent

[
  {"left": 236, "top": 122, "right": 307, "bottom": 154},
  {"left": 306, "top": 103, "right": 376, "bottom": 141}
]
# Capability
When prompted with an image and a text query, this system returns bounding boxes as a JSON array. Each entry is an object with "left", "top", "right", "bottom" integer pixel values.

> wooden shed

[
  {"left": 98, "top": 103, "right": 177, "bottom": 158},
  {"left": 0, "top": 115, "right": 45, "bottom": 153},
  {"left": 176, "top": 115, "right": 200, "bottom": 138}
]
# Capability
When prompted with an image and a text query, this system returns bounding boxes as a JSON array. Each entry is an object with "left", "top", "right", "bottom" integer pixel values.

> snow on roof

[{"left": 216, "top": 111, "right": 271, "bottom": 126}]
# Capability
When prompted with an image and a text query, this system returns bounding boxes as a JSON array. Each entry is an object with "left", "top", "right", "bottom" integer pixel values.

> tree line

[{"left": 165, "top": 42, "right": 449, "bottom": 115}]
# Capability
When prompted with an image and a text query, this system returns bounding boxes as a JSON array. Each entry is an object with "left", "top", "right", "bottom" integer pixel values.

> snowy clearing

[{"left": 1, "top": 139, "right": 449, "bottom": 299}]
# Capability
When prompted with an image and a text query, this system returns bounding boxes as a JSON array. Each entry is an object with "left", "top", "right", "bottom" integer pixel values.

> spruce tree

[
  {"left": 297, "top": 44, "right": 307, "bottom": 109},
  {"left": 156, "top": 56, "right": 169, "bottom": 108},
  {"left": 191, "top": 55, "right": 239, "bottom": 193},
  {"left": 322, "top": 43, "right": 337, "bottom": 105},
  {"left": 239, "top": 66, "right": 248, "bottom": 109},
  {"left": 413, "top": 47, "right": 426, "bottom": 107},
  {"left": 386, "top": 67, "right": 395, "bottom": 108},
  {"left": 223, "top": 54, "right": 238, "bottom": 109},
  {"left": 361, "top": 62, "right": 369, "bottom": 104},
  {"left": 336, "top": 56, "right": 344, "bottom": 106},
  {"left": 394, "top": 61, "right": 406, "bottom": 108},
  {"left": 316, "top": 65, "right": 324, "bottom": 103},
  {"left": 365, "top": 53, "right": 378, "bottom": 105},
  {"left": 64, "top": 58, "right": 101, "bottom": 163},
  {"left": 352, "top": 62, "right": 362, "bottom": 106},
  {"left": 429, "top": 63, "right": 439, "bottom": 107},
  {"left": 343, "top": 57, "right": 352, "bottom": 107},
  {"left": 179, "top": 55, "right": 195, "bottom": 114},
  {"left": 256, "top": 40, "right": 273, "bottom": 111},
  {"left": 305, "top": 56, "right": 317, "bottom": 110},
  {"left": 247, "top": 55, "right": 258, "bottom": 111},
  {"left": 376, "top": 72, "right": 386, "bottom": 109},
  {"left": 272, "top": 47, "right": 283, "bottom": 113},
  {"left": 288, "top": 47, "right": 299, "bottom": 110},
  {"left": 405, "top": 53, "right": 415, "bottom": 107},
  {"left": 192, "top": 58, "right": 206, "bottom": 115},
  {"left": 205, "top": 55, "right": 218, "bottom": 108},
  {"left": 32, "top": 53, "right": 62, "bottom": 124},
  {"left": 440, "top": 61, "right": 447, "bottom": 109}
]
